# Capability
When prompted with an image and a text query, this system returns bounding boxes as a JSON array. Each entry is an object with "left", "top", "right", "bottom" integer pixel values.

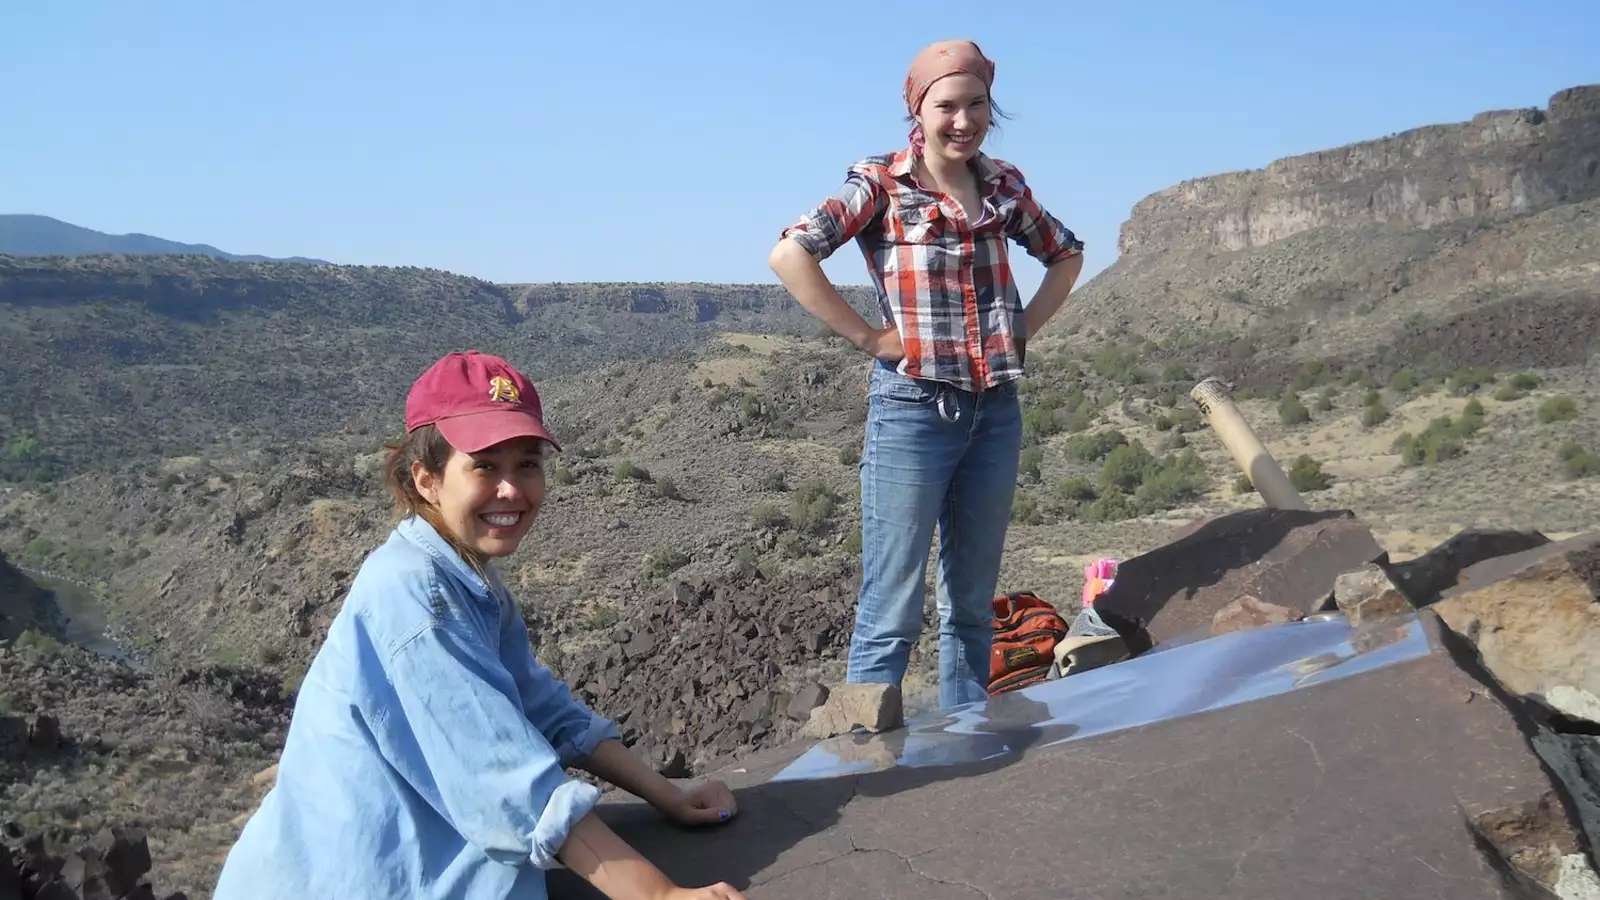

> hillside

[
  {"left": 1057, "top": 84, "right": 1600, "bottom": 382},
  {"left": 0, "top": 214, "right": 328, "bottom": 264}
]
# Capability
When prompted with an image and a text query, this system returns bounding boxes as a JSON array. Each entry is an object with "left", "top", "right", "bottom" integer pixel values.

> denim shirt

[{"left": 215, "top": 516, "right": 619, "bottom": 900}]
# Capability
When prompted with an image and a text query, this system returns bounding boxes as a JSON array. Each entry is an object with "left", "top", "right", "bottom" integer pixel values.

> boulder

[
  {"left": 1386, "top": 528, "right": 1551, "bottom": 606},
  {"left": 1095, "top": 508, "right": 1384, "bottom": 647},
  {"left": 1430, "top": 533, "right": 1600, "bottom": 722},
  {"left": 1210, "top": 595, "right": 1301, "bottom": 635},
  {"left": 801, "top": 684, "right": 902, "bottom": 739},
  {"left": 1330, "top": 564, "right": 1411, "bottom": 626},
  {"left": 785, "top": 683, "right": 829, "bottom": 722}
]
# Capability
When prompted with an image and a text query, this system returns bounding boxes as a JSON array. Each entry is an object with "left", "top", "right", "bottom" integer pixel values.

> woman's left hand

[{"left": 662, "top": 779, "right": 739, "bottom": 827}]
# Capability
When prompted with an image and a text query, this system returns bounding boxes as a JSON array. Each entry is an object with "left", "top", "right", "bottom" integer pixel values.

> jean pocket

[{"left": 874, "top": 371, "right": 939, "bottom": 405}]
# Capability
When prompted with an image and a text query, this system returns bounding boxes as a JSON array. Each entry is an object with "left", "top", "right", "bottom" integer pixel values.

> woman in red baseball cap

[{"left": 217, "top": 351, "right": 745, "bottom": 900}]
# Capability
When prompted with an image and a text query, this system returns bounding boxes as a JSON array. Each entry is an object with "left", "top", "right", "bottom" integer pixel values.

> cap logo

[{"left": 488, "top": 376, "right": 520, "bottom": 404}]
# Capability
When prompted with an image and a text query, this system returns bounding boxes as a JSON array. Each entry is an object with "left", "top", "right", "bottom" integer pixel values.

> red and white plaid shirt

[{"left": 782, "top": 148, "right": 1082, "bottom": 392}]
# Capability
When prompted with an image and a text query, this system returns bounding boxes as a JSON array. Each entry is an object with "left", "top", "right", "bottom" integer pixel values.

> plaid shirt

[{"left": 782, "top": 148, "right": 1082, "bottom": 391}]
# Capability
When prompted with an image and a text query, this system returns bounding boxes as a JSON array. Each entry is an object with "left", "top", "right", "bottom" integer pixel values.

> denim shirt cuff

[
  {"left": 557, "top": 712, "right": 621, "bottom": 766},
  {"left": 528, "top": 780, "right": 602, "bottom": 870}
]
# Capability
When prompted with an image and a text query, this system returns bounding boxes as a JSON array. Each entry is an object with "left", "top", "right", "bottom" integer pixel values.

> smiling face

[
  {"left": 916, "top": 73, "right": 991, "bottom": 163},
  {"left": 412, "top": 436, "right": 547, "bottom": 559}
]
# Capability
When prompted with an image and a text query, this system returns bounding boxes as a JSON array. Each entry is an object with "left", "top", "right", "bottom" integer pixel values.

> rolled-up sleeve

[
  {"left": 1004, "top": 173, "right": 1084, "bottom": 266},
  {"left": 500, "top": 603, "right": 619, "bottom": 765},
  {"left": 780, "top": 171, "right": 886, "bottom": 261},
  {"left": 376, "top": 619, "right": 599, "bottom": 871}
]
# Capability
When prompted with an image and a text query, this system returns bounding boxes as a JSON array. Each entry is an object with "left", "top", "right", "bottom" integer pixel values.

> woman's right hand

[
  {"left": 662, "top": 883, "right": 747, "bottom": 900},
  {"left": 865, "top": 326, "right": 905, "bottom": 364}
]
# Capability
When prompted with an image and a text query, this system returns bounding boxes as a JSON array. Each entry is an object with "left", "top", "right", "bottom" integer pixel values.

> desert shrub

[
  {"left": 1492, "top": 382, "right": 1524, "bottom": 402},
  {"left": 1447, "top": 367, "right": 1494, "bottom": 396},
  {"left": 1278, "top": 393, "right": 1311, "bottom": 426},
  {"left": 613, "top": 460, "right": 652, "bottom": 483},
  {"left": 1092, "top": 344, "right": 1146, "bottom": 384},
  {"left": 838, "top": 445, "right": 860, "bottom": 466},
  {"left": 1133, "top": 450, "right": 1209, "bottom": 510},
  {"left": 1161, "top": 363, "right": 1192, "bottom": 382},
  {"left": 1169, "top": 408, "right": 1204, "bottom": 433},
  {"left": 1061, "top": 407, "right": 1096, "bottom": 433},
  {"left": 653, "top": 477, "right": 683, "bottom": 501},
  {"left": 548, "top": 464, "right": 577, "bottom": 486},
  {"left": 1559, "top": 442, "right": 1600, "bottom": 479},
  {"left": 790, "top": 479, "right": 840, "bottom": 534},
  {"left": 642, "top": 547, "right": 690, "bottom": 581},
  {"left": 1081, "top": 490, "right": 1138, "bottom": 523},
  {"left": 1160, "top": 432, "right": 1189, "bottom": 451},
  {"left": 1315, "top": 394, "right": 1334, "bottom": 412},
  {"left": 1388, "top": 369, "right": 1419, "bottom": 394},
  {"left": 1394, "top": 416, "right": 1470, "bottom": 466},
  {"left": 1153, "top": 414, "right": 1174, "bottom": 432},
  {"left": 1022, "top": 406, "right": 1060, "bottom": 446},
  {"left": 750, "top": 500, "right": 786, "bottom": 529},
  {"left": 1509, "top": 372, "right": 1541, "bottom": 390},
  {"left": 1100, "top": 442, "right": 1158, "bottom": 493},
  {"left": 759, "top": 471, "right": 788, "bottom": 492},
  {"left": 1234, "top": 474, "right": 1255, "bottom": 495},
  {"left": 13, "top": 629, "right": 65, "bottom": 661},
  {"left": 1291, "top": 361, "right": 1329, "bottom": 393},
  {"left": 1066, "top": 430, "right": 1128, "bottom": 463},
  {"left": 1363, "top": 389, "right": 1382, "bottom": 407},
  {"left": 1010, "top": 492, "right": 1043, "bottom": 525},
  {"left": 1056, "top": 477, "right": 1097, "bottom": 502},
  {"left": 1361, "top": 401, "right": 1391, "bottom": 427},
  {"left": 1288, "top": 455, "right": 1332, "bottom": 492},
  {"left": 1538, "top": 396, "right": 1579, "bottom": 424},
  {"left": 1019, "top": 446, "right": 1043, "bottom": 483}
]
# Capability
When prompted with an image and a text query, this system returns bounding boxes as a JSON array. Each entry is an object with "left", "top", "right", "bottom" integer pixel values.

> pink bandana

[{"left": 903, "top": 40, "right": 996, "bottom": 153}]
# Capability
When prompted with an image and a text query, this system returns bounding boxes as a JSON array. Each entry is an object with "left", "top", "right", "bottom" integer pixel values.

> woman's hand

[
  {"left": 661, "top": 779, "right": 739, "bottom": 827},
  {"left": 865, "top": 326, "right": 905, "bottom": 365},
  {"left": 661, "top": 883, "right": 747, "bottom": 900}
]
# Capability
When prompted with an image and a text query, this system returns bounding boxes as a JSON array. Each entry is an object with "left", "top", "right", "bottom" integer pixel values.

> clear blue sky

[{"left": 4, "top": 1, "right": 1597, "bottom": 294}]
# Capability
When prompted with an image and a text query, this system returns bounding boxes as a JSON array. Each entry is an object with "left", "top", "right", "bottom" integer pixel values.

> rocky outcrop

[
  {"left": 1093, "top": 507, "right": 1384, "bottom": 647},
  {"left": 1119, "top": 86, "right": 1600, "bottom": 258},
  {"left": 2, "top": 826, "right": 186, "bottom": 900}
]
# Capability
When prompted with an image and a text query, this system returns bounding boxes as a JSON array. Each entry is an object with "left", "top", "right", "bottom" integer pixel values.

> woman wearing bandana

[{"left": 770, "top": 40, "right": 1085, "bottom": 709}]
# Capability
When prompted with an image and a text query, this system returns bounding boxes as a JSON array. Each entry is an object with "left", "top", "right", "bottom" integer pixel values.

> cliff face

[
  {"left": 1118, "top": 86, "right": 1600, "bottom": 258},
  {"left": 1057, "top": 86, "right": 1600, "bottom": 375}
]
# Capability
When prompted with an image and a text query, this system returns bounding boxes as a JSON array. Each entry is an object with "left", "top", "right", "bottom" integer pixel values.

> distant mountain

[{"left": 0, "top": 214, "right": 329, "bottom": 264}]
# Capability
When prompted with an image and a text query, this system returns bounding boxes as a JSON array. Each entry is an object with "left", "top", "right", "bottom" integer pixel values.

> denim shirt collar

[{"left": 396, "top": 516, "right": 499, "bottom": 602}]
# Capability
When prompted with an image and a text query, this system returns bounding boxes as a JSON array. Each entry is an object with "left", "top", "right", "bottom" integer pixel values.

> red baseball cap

[{"left": 404, "top": 351, "right": 559, "bottom": 453}]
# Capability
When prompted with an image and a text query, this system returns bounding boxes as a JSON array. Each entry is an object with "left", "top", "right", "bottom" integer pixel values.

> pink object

[{"left": 1081, "top": 558, "right": 1119, "bottom": 607}]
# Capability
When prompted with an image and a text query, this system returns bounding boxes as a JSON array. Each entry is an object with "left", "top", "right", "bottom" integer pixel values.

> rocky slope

[{"left": 1057, "top": 85, "right": 1600, "bottom": 377}]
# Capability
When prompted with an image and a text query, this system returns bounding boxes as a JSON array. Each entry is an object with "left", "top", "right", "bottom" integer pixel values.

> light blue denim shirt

[{"left": 215, "top": 516, "right": 618, "bottom": 899}]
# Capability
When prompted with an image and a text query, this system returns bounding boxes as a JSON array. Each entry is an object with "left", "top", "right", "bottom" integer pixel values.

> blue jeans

[{"left": 847, "top": 362, "right": 1022, "bottom": 709}]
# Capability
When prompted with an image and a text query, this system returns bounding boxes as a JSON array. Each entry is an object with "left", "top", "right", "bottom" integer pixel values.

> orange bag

[{"left": 987, "top": 591, "right": 1068, "bottom": 695}]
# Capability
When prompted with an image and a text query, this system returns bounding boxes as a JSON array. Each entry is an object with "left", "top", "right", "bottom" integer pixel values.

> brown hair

[{"left": 382, "top": 424, "right": 486, "bottom": 571}]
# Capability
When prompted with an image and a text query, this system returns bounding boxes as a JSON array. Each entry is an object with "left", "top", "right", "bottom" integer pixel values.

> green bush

[
  {"left": 1092, "top": 345, "right": 1146, "bottom": 384},
  {"left": 1288, "top": 455, "right": 1332, "bottom": 492},
  {"left": 1022, "top": 406, "right": 1060, "bottom": 446},
  {"left": 548, "top": 464, "right": 577, "bottom": 486},
  {"left": 1560, "top": 442, "right": 1600, "bottom": 479},
  {"left": 1061, "top": 407, "right": 1096, "bottom": 433},
  {"left": 1389, "top": 369, "right": 1419, "bottom": 394},
  {"left": 1066, "top": 430, "right": 1128, "bottom": 463},
  {"left": 1394, "top": 416, "right": 1469, "bottom": 466},
  {"left": 1169, "top": 408, "right": 1204, "bottom": 433},
  {"left": 1361, "top": 402, "right": 1391, "bottom": 427},
  {"left": 1538, "top": 396, "right": 1579, "bottom": 424},
  {"left": 13, "top": 629, "right": 65, "bottom": 661},
  {"left": 1363, "top": 389, "right": 1382, "bottom": 407},
  {"left": 1278, "top": 393, "right": 1311, "bottom": 426},
  {"left": 1160, "top": 432, "right": 1189, "bottom": 451},
  {"left": 1010, "top": 492, "right": 1043, "bottom": 525},
  {"left": 1315, "top": 394, "right": 1334, "bottom": 412},
  {"left": 1447, "top": 367, "right": 1494, "bottom": 396},
  {"left": 1510, "top": 372, "right": 1541, "bottom": 390},
  {"left": 1019, "top": 446, "right": 1043, "bottom": 483},
  {"left": 1492, "top": 382, "right": 1526, "bottom": 402},
  {"left": 790, "top": 479, "right": 840, "bottom": 535},
  {"left": 1099, "top": 442, "right": 1157, "bottom": 493},
  {"left": 1161, "top": 363, "right": 1192, "bottom": 383},
  {"left": 1056, "top": 477, "right": 1097, "bottom": 502},
  {"left": 643, "top": 547, "right": 690, "bottom": 581},
  {"left": 751, "top": 500, "right": 786, "bottom": 529},
  {"left": 1082, "top": 490, "right": 1138, "bottom": 523},
  {"left": 1153, "top": 414, "right": 1174, "bottom": 432},
  {"left": 613, "top": 460, "right": 653, "bottom": 483},
  {"left": 759, "top": 471, "right": 788, "bottom": 492},
  {"left": 1133, "top": 451, "right": 1210, "bottom": 510}
]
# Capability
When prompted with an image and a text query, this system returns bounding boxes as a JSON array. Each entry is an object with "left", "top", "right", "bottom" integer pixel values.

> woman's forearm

[
  {"left": 579, "top": 740, "right": 681, "bottom": 813},
  {"left": 558, "top": 811, "right": 676, "bottom": 900},
  {"left": 768, "top": 238, "right": 880, "bottom": 350},
  {"left": 1022, "top": 253, "right": 1084, "bottom": 338}
]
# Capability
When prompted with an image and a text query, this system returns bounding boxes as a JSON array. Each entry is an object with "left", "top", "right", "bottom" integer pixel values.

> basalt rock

[{"left": 1385, "top": 528, "right": 1552, "bottom": 607}]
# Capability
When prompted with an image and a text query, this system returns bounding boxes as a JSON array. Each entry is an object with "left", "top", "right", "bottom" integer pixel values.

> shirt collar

[
  {"left": 397, "top": 515, "right": 496, "bottom": 600},
  {"left": 889, "top": 147, "right": 1005, "bottom": 186}
]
